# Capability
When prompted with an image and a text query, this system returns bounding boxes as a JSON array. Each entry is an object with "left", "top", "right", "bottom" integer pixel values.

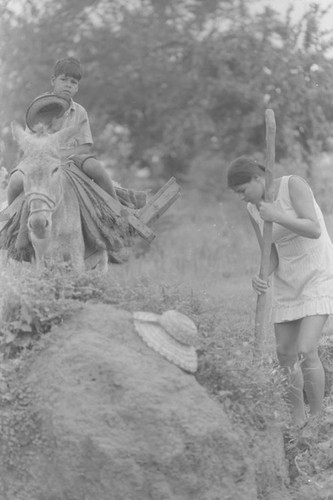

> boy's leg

[
  {"left": 7, "top": 170, "right": 24, "bottom": 205},
  {"left": 81, "top": 158, "right": 117, "bottom": 199}
]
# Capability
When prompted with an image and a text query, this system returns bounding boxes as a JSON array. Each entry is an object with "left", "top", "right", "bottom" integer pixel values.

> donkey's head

[{"left": 11, "top": 120, "right": 86, "bottom": 239}]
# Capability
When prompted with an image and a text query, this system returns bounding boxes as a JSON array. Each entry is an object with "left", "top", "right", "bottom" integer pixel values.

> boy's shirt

[{"left": 51, "top": 99, "right": 93, "bottom": 149}]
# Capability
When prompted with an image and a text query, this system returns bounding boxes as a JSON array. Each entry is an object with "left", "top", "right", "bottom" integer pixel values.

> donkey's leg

[
  {"left": 47, "top": 230, "right": 85, "bottom": 271},
  {"left": 71, "top": 248, "right": 85, "bottom": 272},
  {"left": 68, "top": 232, "right": 86, "bottom": 272},
  {"left": 30, "top": 237, "right": 50, "bottom": 270},
  {"left": 98, "top": 249, "right": 108, "bottom": 273},
  {"left": 84, "top": 248, "right": 108, "bottom": 272}
]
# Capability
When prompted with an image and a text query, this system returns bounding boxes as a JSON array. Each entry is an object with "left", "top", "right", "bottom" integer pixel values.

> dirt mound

[{"left": 0, "top": 303, "right": 291, "bottom": 500}]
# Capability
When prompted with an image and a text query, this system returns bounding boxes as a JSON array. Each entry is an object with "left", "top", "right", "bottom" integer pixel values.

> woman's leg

[
  {"left": 297, "top": 315, "right": 327, "bottom": 417},
  {"left": 81, "top": 158, "right": 117, "bottom": 199},
  {"left": 275, "top": 320, "right": 306, "bottom": 425}
]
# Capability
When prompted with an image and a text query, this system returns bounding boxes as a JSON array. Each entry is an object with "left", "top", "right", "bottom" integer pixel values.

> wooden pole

[{"left": 253, "top": 109, "right": 276, "bottom": 358}]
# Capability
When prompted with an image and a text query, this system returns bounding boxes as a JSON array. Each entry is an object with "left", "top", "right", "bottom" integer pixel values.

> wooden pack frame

[{"left": 0, "top": 175, "right": 181, "bottom": 245}]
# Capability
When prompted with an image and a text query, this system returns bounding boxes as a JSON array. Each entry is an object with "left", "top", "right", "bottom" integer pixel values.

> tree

[{"left": 1, "top": 0, "right": 333, "bottom": 182}]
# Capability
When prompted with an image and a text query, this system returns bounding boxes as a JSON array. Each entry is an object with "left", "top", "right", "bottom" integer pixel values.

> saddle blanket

[{"left": 0, "top": 165, "right": 148, "bottom": 263}]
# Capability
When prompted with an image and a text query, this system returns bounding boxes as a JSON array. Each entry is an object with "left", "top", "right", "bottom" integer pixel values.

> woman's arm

[
  {"left": 259, "top": 176, "right": 321, "bottom": 239},
  {"left": 249, "top": 212, "right": 278, "bottom": 274}
]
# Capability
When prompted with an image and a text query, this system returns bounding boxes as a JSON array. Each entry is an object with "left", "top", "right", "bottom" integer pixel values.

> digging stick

[{"left": 253, "top": 109, "right": 276, "bottom": 358}]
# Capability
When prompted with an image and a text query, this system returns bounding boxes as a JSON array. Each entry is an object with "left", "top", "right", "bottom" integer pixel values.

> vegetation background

[
  {"left": 1, "top": 1, "right": 333, "bottom": 497},
  {"left": 2, "top": 0, "right": 333, "bottom": 200}
]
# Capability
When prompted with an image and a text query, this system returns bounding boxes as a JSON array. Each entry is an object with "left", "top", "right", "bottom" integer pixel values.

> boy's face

[{"left": 51, "top": 74, "right": 79, "bottom": 99}]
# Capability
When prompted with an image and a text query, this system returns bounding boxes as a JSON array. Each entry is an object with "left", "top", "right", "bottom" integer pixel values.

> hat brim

[
  {"left": 133, "top": 315, "right": 198, "bottom": 373},
  {"left": 133, "top": 311, "right": 160, "bottom": 323},
  {"left": 26, "top": 94, "right": 70, "bottom": 132}
]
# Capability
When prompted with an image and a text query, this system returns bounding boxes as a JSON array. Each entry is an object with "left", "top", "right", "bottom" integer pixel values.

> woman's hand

[
  {"left": 258, "top": 201, "right": 280, "bottom": 223},
  {"left": 252, "top": 275, "right": 270, "bottom": 295}
]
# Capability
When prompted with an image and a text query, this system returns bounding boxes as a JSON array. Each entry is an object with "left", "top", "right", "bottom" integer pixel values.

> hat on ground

[
  {"left": 159, "top": 310, "right": 199, "bottom": 347},
  {"left": 133, "top": 310, "right": 198, "bottom": 373},
  {"left": 26, "top": 94, "right": 71, "bottom": 132}
]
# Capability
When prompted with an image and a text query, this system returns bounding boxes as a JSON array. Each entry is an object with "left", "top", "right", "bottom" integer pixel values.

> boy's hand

[
  {"left": 58, "top": 147, "right": 73, "bottom": 160},
  {"left": 252, "top": 275, "right": 270, "bottom": 295},
  {"left": 50, "top": 116, "right": 64, "bottom": 132}
]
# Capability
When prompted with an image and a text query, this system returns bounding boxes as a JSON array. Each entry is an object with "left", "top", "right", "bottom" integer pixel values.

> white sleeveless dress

[{"left": 247, "top": 175, "right": 333, "bottom": 323}]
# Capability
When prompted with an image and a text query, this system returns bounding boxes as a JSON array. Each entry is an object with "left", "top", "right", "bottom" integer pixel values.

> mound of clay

[{"left": 0, "top": 304, "right": 290, "bottom": 500}]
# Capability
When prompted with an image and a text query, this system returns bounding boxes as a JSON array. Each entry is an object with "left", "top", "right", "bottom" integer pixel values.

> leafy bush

[
  {"left": 0, "top": 262, "right": 107, "bottom": 356},
  {"left": 0, "top": 259, "right": 287, "bottom": 435}
]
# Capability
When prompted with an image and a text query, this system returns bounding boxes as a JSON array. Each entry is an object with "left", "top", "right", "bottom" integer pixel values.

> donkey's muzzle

[{"left": 28, "top": 214, "right": 50, "bottom": 239}]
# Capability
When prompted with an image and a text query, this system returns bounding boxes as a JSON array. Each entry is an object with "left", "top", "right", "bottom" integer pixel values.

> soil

[{"left": 0, "top": 303, "right": 332, "bottom": 499}]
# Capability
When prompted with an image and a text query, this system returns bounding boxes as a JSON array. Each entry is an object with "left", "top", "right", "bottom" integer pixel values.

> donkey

[{"left": 11, "top": 121, "right": 108, "bottom": 272}]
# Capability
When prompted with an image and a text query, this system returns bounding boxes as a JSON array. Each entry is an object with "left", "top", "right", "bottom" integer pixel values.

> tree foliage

[{"left": 1, "top": 0, "right": 333, "bottom": 179}]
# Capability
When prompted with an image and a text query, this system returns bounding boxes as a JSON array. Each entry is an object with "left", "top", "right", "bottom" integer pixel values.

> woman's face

[{"left": 233, "top": 176, "right": 264, "bottom": 204}]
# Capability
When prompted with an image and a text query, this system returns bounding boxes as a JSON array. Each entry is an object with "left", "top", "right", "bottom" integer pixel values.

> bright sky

[
  {"left": 5, "top": 0, "right": 333, "bottom": 32},
  {"left": 254, "top": 0, "right": 333, "bottom": 29}
]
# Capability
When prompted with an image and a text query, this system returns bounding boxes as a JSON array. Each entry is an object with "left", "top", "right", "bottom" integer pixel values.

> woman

[{"left": 227, "top": 155, "right": 333, "bottom": 425}]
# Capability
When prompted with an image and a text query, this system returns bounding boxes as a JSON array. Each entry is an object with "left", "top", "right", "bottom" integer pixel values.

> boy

[{"left": 8, "top": 56, "right": 117, "bottom": 205}]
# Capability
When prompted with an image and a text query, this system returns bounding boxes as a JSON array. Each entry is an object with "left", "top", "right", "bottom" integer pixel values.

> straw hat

[
  {"left": 133, "top": 310, "right": 198, "bottom": 373},
  {"left": 159, "top": 310, "right": 199, "bottom": 347},
  {"left": 26, "top": 94, "right": 71, "bottom": 132}
]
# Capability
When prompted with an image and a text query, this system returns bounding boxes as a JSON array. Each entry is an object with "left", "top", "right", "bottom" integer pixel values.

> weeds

[{"left": 2, "top": 189, "right": 330, "bottom": 497}]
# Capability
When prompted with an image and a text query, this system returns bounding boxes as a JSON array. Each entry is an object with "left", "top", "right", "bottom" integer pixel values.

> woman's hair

[
  {"left": 53, "top": 57, "right": 83, "bottom": 81},
  {"left": 227, "top": 155, "right": 265, "bottom": 188}
]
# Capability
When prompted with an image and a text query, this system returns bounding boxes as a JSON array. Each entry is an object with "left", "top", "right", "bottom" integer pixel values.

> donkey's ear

[
  {"left": 11, "top": 121, "right": 30, "bottom": 151},
  {"left": 11, "top": 121, "right": 24, "bottom": 140},
  {"left": 53, "top": 118, "right": 88, "bottom": 146}
]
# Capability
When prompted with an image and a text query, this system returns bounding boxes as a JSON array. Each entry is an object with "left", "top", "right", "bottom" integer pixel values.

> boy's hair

[
  {"left": 227, "top": 155, "right": 265, "bottom": 189},
  {"left": 53, "top": 57, "right": 83, "bottom": 81}
]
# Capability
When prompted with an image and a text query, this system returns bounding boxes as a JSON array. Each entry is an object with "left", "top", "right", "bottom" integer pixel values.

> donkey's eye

[{"left": 51, "top": 166, "right": 59, "bottom": 175}]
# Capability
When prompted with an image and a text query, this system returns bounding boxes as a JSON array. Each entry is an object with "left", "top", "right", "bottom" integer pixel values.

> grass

[
  {"left": 0, "top": 189, "right": 286, "bottom": 423},
  {"left": 2, "top": 187, "right": 333, "bottom": 497},
  {"left": 1, "top": 187, "right": 331, "bottom": 398}
]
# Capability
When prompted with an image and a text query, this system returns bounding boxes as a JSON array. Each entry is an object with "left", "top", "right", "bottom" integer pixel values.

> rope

[{"left": 25, "top": 190, "right": 62, "bottom": 215}]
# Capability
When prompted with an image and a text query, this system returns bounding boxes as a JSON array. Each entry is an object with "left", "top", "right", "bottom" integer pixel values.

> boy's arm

[
  {"left": 59, "top": 143, "right": 92, "bottom": 158},
  {"left": 57, "top": 105, "right": 93, "bottom": 158}
]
